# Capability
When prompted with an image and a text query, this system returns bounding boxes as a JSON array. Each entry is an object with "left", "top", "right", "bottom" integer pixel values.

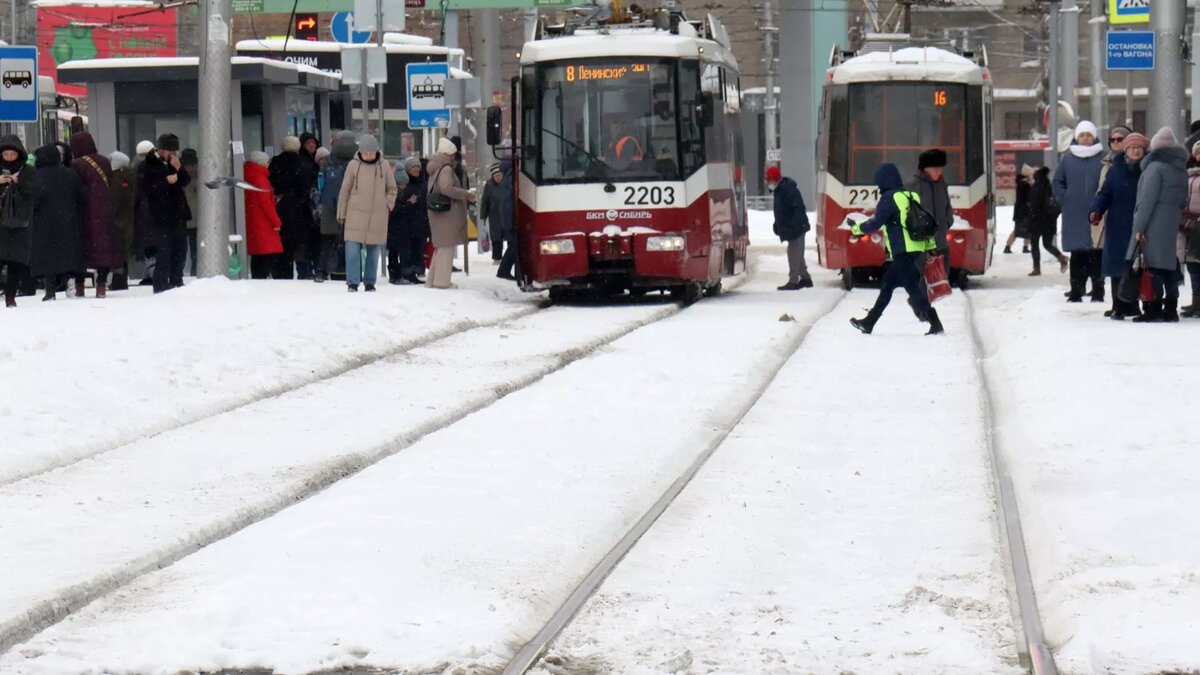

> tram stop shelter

[{"left": 57, "top": 57, "right": 344, "bottom": 275}]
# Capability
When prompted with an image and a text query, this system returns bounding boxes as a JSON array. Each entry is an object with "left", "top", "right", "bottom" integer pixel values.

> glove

[
  {"left": 1088, "top": 212, "right": 1102, "bottom": 225},
  {"left": 850, "top": 222, "right": 864, "bottom": 237}
]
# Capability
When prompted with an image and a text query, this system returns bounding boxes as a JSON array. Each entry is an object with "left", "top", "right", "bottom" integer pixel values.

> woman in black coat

[
  {"left": 0, "top": 136, "right": 41, "bottom": 307},
  {"left": 1027, "top": 167, "right": 1069, "bottom": 276},
  {"left": 29, "top": 144, "right": 86, "bottom": 300},
  {"left": 386, "top": 158, "right": 429, "bottom": 285}
]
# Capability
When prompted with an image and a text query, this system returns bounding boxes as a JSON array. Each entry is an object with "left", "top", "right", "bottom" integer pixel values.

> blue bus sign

[
  {"left": 1106, "top": 31, "right": 1155, "bottom": 70},
  {"left": 0, "top": 46, "right": 38, "bottom": 123}
]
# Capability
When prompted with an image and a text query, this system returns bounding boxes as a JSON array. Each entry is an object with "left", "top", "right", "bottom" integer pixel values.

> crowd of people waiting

[
  {"left": 0, "top": 128, "right": 514, "bottom": 306},
  {"left": 1008, "top": 120, "right": 1200, "bottom": 323}
]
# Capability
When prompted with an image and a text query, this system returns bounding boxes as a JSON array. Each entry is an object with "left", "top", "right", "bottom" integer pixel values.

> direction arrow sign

[
  {"left": 0, "top": 46, "right": 38, "bottom": 123},
  {"left": 406, "top": 62, "right": 450, "bottom": 128},
  {"left": 330, "top": 11, "right": 373, "bottom": 44}
]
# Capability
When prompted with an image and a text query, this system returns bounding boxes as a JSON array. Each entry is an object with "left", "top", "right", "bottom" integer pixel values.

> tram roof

[
  {"left": 829, "top": 47, "right": 989, "bottom": 86},
  {"left": 521, "top": 30, "right": 737, "bottom": 71},
  {"left": 236, "top": 38, "right": 464, "bottom": 58}
]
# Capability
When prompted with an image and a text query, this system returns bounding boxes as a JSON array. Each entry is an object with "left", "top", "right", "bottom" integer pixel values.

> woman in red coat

[{"left": 244, "top": 151, "right": 283, "bottom": 279}]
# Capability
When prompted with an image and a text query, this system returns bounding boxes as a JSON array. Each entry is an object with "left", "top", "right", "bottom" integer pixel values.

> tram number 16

[{"left": 624, "top": 186, "right": 676, "bottom": 206}]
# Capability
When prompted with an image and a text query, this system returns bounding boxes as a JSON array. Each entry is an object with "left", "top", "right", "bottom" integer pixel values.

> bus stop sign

[
  {"left": 0, "top": 46, "right": 38, "bottom": 123},
  {"left": 1106, "top": 31, "right": 1155, "bottom": 70},
  {"left": 406, "top": 62, "right": 450, "bottom": 128}
]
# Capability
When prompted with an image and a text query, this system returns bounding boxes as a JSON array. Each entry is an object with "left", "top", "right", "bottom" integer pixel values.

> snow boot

[
  {"left": 926, "top": 307, "right": 945, "bottom": 335},
  {"left": 96, "top": 284, "right": 106, "bottom": 299},
  {"left": 347, "top": 284, "right": 359, "bottom": 293},
  {"left": 907, "top": 297, "right": 929, "bottom": 322},
  {"left": 850, "top": 309, "right": 881, "bottom": 334},
  {"left": 42, "top": 289, "right": 55, "bottom": 302},
  {"left": 75, "top": 280, "right": 86, "bottom": 298},
  {"left": 109, "top": 273, "right": 129, "bottom": 291},
  {"left": 797, "top": 277, "right": 814, "bottom": 288},
  {"left": 5, "top": 294, "right": 15, "bottom": 308},
  {"left": 777, "top": 281, "right": 803, "bottom": 291},
  {"left": 1058, "top": 254, "right": 1069, "bottom": 273},
  {"left": 1029, "top": 265, "right": 1041, "bottom": 277},
  {"left": 1163, "top": 297, "right": 1180, "bottom": 322},
  {"left": 1023, "top": 244, "right": 1031, "bottom": 253},
  {"left": 364, "top": 284, "right": 376, "bottom": 293},
  {"left": 1133, "top": 301, "right": 1162, "bottom": 323},
  {"left": 1003, "top": 246, "right": 1012, "bottom": 254},
  {"left": 404, "top": 273, "right": 421, "bottom": 285}
]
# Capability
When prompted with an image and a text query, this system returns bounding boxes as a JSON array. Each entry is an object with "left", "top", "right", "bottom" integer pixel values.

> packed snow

[{"left": 1, "top": 210, "right": 1198, "bottom": 675}]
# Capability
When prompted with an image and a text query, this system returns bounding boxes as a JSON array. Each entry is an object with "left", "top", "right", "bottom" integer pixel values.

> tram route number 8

[
  {"left": 624, "top": 186, "right": 676, "bottom": 206},
  {"left": 847, "top": 188, "right": 880, "bottom": 205}
]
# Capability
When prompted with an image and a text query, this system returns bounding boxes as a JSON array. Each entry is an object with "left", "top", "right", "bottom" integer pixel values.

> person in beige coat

[
  {"left": 425, "top": 137, "right": 477, "bottom": 289},
  {"left": 336, "top": 134, "right": 397, "bottom": 292}
]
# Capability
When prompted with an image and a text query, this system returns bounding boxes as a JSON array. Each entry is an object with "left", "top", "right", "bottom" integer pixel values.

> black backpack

[{"left": 901, "top": 191, "right": 939, "bottom": 241}]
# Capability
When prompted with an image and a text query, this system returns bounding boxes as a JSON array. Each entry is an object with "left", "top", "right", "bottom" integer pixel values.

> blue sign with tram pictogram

[
  {"left": 0, "top": 46, "right": 38, "bottom": 123},
  {"left": 405, "top": 62, "right": 450, "bottom": 128}
]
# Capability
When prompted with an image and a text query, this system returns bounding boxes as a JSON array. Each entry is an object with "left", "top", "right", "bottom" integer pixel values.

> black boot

[
  {"left": 907, "top": 297, "right": 929, "bottom": 322},
  {"left": 1163, "top": 297, "right": 1180, "bottom": 322},
  {"left": 850, "top": 309, "right": 881, "bottom": 334},
  {"left": 926, "top": 307, "right": 945, "bottom": 335},
  {"left": 1133, "top": 301, "right": 1162, "bottom": 323}
]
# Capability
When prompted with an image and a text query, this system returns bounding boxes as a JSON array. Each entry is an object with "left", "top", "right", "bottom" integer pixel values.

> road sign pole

[
  {"left": 1061, "top": 1, "right": 1079, "bottom": 118},
  {"left": 1192, "top": 0, "right": 1200, "bottom": 126},
  {"left": 1089, "top": 0, "right": 1107, "bottom": 135},
  {"left": 197, "top": 0, "right": 233, "bottom": 278},
  {"left": 1047, "top": 0, "right": 1061, "bottom": 171}
]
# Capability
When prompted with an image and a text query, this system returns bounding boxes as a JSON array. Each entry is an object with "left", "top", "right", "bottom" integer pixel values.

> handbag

[
  {"left": 0, "top": 184, "right": 28, "bottom": 230},
  {"left": 924, "top": 253, "right": 952, "bottom": 304},
  {"left": 426, "top": 166, "right": 452, "bottom": 213},
  {"left": 1118, "top": 242, "right": 1147, "bottom": 305}
]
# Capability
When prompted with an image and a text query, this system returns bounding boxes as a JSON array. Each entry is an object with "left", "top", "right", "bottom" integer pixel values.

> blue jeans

[{"left": 344, "top": 241, "right": 382, "bottom": 286}]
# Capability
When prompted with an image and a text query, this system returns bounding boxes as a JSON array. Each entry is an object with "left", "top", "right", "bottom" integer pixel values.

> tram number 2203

[
  {"left": 624, "top": 186, "right": 676, "bottom": 206},
  {"left": 847, "top": 188, "right": 881, "bottom": 206}
]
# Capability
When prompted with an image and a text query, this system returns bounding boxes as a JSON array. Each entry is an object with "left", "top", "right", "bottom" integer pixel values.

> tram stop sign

[
  {"left": 406, "top": 62, "right": 450, "bottom": 128},
  {"left": 0, "top": 46, "right": 38, "bottom": 123},
  {"left": 1106, "top": 31, "right": 1155, "bottom": 70}
]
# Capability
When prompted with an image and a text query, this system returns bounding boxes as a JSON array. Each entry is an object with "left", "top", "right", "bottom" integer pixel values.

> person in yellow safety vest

[
  {"left": 608, "top": 120, "right": 644, "bottom": 163},
  {"left": 848, "top": 163, "right": 944, "bottom": 336}
]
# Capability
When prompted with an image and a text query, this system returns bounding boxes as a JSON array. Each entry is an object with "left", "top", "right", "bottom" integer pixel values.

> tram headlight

[
  {"left": 539, "top": 239, "right": 576, "bottom": 255},
  {"left": 646, "top": 235, "right": 685, "bottom": 251}
]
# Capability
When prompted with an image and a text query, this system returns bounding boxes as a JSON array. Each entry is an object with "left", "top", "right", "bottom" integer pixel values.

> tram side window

[
  {"left": 521, "top": 66, "right": 537, "bottom": 180},
  {"left": 702, "top": 64, "right": 728, "bottom": 164},
  {"left": 677, "top": 60, "right": 704, "bottom": 176}
]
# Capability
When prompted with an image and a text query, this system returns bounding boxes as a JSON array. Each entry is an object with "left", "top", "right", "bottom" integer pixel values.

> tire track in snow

[
  {"left": 500, "top": 289, "right": 848, "bottom": 675},
  {"left": 0, "top": 272, "right": 758, "bottom": 659}
]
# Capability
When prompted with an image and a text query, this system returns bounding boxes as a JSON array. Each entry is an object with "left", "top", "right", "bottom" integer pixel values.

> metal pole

[
  {"left": 523, "top": 7, "right": 538, "bottom": 42},
  {"left": 1192, "top": 0, "right": 1200, "bottom": 126},
  {"left": 11, "top": 0, "right": 16, "bottom": 43},
  {"left": 762, "top": 0, "right": 778, "bottom": 169},
  {"left": 1125, "top": 71, "right": 1134, "bottom": 126},
  {"left": 444, "top": 11, "right": 459, "bottom": 136},
  {"left": 1047, "top": 1, "right": 1061, "bottom": 170},
  {"left": 780, "top": 0, "right": 813, "bottom": 196},
  {"left": 474, "top": 8, "right": 499, "bottom": 188},
  {"left": 361, "top": 49, "right": 370, "bottom": 135},
  {"left": 376, "top": 0, "right": 385, "bottom": 152},
  {"left": 197, "top": 0, "right": 233, "bottom": 278},
  {"left": 1147, "top": 0, "right": 1187, "bottom": 138},
  {"left": 1089, "top": 0, "right": 1107, "bottom": 134},
  {"left": 1061, "top": 1, "right": 1079, "bottom": 119}
]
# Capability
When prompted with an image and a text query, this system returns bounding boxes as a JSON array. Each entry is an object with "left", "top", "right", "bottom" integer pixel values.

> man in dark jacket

[
  {"left": 143, "top": 133, "right": 191, "bottom": 293},
  {"left": 496, "top": 159, "right": 519, "bottom": 282},
  {"left": 269, "top": 136, "right": 319, "bottom": 279},
  {"left": 479, "top": 163, "right": 506, "bottom": 262},
  {"left": 848, "top": 163, "right": 944, "bottom": 336},
  {"left": 907, "top": 149, "right": 954, "bottom": 278},
  {"left": 766, "top": 165, "right": 812, "bottom": 290}
]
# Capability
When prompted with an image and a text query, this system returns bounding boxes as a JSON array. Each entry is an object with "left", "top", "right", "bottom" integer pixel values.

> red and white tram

[
  {"left": 816, "top": 42, "right": 995, "bottom": 289},
  {"left": 488, "top": 10, "right": 747, "bottom": 303}
]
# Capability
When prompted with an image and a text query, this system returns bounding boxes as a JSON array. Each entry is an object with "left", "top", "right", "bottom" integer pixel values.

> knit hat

[
  {"left": 764, "top": 165, "right": 781, "bottom": 183},
  {"left": 180, "top": 148, "right": 198, "bottom": 167},
  {"left": 1123, "top": 132, "right": 1150, "bottom": 152},
  {"left": 918, "top": 148, "right": 948, "bottom": 170},
  {"left": 1150, "top": 127, "right": 1179, "bottom": 151},
  {"left": 314, "top": 146, "right": 330, "bottom": 164},
  {"left": 109, "top": 151, "right": 130, "bottom": 170},
  {"left": 404, "top": 156, "right": 421, "bottom": 172},
  {"left": 1110, "top": 125, "right": 1132, "bottom": 139},
  {"left": 282, "top": 136, "right": 302, "bottom": 153},
  {"left": 394, "top": 165, "right": 410, "bottom": 186},
  {"left": 136, "top": 140, "right": 155, "bottom": 156},
  {"left": 1074, "top": 120, "right": 1098, "bottom": 142},
  {"left": 358, "top": 134, "right": 380, "bottom": 154},
  {"left": 155, "top": 133, "right": 180, "bottom": 152},
  {"left": 489, "top": 162, "right": 502, "bottom": 177},
  {"left": 436, "top": 137, "right": 457, "bottom": 156},
  {"left": 249, "top": 151, "right": 270, "bottom": 167}
]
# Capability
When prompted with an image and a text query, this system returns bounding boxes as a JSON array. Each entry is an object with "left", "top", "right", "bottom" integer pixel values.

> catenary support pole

[
  {"left": 376, "top": 0, "right": 385, "bottom": 152},
  {"left": 444, "top": 11, "right": 459, "bottom": 136},
  {"left": 474, "top": 8, "right": 500, "bottom": 187},
  {"left": 197, "top": 0, "right": 233, "bottom": 278},
  {"left": 1089, "top": 0, "right": 1107, "bottom": 134},
  {"left": 780, "top": 0, "right": 815, "bottom": 198},
  {"left": 762, "top": 0, "right": 778, "bottom": 169},
  {"left": 1047, "top": 0, "right": 1061, "bottom": 171},
  {"left": 1125, "top": 71, "right": 1133, "bottom": 126},
  {"left": 1061, "top": 0, "right": 1079, "bottom": 119},
  {"left": 1147, "top": 0, "right": 1187, "bottom": 138}
]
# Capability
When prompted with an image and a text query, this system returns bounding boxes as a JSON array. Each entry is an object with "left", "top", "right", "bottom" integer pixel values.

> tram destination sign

[
  {"left": 1106, "top": 31, "right": 1154, "bottom": 70},
  {"left": 238, "top": 0, "right": 584, "bottom": 12}
]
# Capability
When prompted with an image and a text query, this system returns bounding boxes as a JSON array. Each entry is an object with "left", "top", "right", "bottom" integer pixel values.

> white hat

[
  {"left": 249, "top": 151, "right": 270, "bottom": 167},
  {"left": 1074, "top": 120, "right": 1098, "bottom": 141},
  {"left": 436, "top": 137, "right": 457, "bottom": 156},
  {"left": 136, "top": 140, "right": 155, "bottom": 156},
  {"left": 109, "top": 151, "right": 130, "bottom": 170}
]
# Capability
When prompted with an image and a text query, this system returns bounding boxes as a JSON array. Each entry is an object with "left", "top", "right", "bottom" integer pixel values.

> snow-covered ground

[
  {"left": 541, "top": 292, "right": 1020, "bottom": 675},
  {"left": 1, "top": 209, "right": 1198, "bottom": 675}
]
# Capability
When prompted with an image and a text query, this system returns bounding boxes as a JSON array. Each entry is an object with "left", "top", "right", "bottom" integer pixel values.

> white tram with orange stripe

[
  {"left": 497, "top": 10, "right": 747, "bottom": 303},
  {"left": 816, "top": 42, "right": 995, "bottom": 289}
]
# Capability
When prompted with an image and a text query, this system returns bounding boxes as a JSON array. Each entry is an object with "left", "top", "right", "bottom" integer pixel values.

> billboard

[{"left": 38, "top": 6, "right": 179, "bottom": 97}]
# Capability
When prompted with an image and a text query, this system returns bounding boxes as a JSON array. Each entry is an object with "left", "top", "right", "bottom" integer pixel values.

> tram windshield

[
  {"left": 530, "top": 58, "right": 684, "bottom": 182},
  {"left": 825, "top": 82, "right": 986, "bottom": 186}
]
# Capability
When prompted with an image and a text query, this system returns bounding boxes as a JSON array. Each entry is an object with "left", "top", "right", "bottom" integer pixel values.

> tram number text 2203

[
  {"left": 624, "top": 186, "right": 676, "bottom": 206},
  {"left": 847, "top": 188, "right": 881, "bottom": 206}
]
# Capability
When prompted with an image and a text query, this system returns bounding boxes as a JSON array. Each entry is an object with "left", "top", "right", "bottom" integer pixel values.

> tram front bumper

[{"left": 533, "top": 232, "right": 689, "bottom": 285}]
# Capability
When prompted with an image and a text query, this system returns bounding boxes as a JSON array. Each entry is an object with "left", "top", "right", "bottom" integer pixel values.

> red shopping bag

[
  {"left": 423, "top": 241, "right": 434, "bottom": 270},
  {"left": 1139, "top": 268, "right": 1156, "bottom": 303},
  {"left": 925, "top": 254, "right": 952, "bottom": 303}
]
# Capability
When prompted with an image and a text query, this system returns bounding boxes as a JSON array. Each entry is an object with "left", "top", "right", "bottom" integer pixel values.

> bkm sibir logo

[{"left": 586, "top": 210, "right": 654, "bottom": 220}]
